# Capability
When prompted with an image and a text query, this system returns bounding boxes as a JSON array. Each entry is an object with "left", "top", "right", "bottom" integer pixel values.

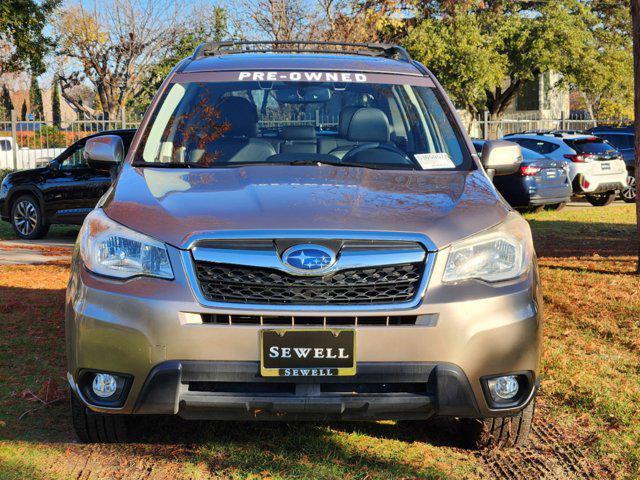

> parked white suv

[{"left": 505, "top": 133, "right": 627, "bottom": 206}]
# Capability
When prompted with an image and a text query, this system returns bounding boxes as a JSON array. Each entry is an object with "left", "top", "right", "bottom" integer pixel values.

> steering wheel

[{"left": 338, "top": 142, "right": 417, "bottom": 167}]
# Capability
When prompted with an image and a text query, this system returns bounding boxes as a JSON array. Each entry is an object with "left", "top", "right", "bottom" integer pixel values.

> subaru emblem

[{"left": 282, "top": 244, "right": 336, "bottom": 274}]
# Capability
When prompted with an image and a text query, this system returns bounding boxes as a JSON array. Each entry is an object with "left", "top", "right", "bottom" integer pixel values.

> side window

[
  {"left": 538, "top": 141, "right": 559, "bottom": 154},
  {"left": 511, "top": 138, "right": 539, "bottom": 153},
  {"left": 0, "top": 139, "right": 10, "bottom": 151},
  {"left": 59, "top": 145, "right": 87, "bottom": 170}
]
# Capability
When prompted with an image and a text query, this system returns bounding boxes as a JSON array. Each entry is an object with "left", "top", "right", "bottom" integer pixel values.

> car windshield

[{"left": 134, "top": 79, "right": 472, "bottom": 170}]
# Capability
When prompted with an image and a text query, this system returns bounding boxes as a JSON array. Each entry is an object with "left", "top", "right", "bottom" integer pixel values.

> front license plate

[
  {"left": 260, "top": 329, "right": 356, "bottom": 377},
  {"left": 601, "top": 162, "right": 611, "bottom": 170}
]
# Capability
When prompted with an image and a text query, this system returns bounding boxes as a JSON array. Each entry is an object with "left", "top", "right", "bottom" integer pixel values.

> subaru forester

[{"left": 66, "top": 41, "right": 540, "bottom": 449}]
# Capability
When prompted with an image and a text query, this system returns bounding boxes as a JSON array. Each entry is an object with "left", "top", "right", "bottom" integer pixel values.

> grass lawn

[
  {"left": 0, "top": 203, "right": 638, "bottom": 479},
  {"left": 0, "top": 220, "right": 79, "bottom": 241}
]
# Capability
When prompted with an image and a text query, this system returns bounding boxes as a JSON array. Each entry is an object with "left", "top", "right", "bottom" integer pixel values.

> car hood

[
  {"left": 4, "top": 166, "right": 50, "bottom": 184},
  {"left": 102, "top": 164, "right": 509, "bottom": 250}
]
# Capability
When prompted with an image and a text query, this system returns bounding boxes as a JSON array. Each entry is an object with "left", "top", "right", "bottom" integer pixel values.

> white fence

[
  {"left": 467, "top": 112, "right": 609, "bottom": 139},
  {"left": 0, "top": 109, "right": 628, "bottom": 171},
  {"left": 0, "top": 110, "right": 143, "bottom": 170}
]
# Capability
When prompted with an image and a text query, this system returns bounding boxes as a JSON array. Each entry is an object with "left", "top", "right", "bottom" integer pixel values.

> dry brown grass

[{"left": 0, "top": 204, "right": 638, "bottom": 479}]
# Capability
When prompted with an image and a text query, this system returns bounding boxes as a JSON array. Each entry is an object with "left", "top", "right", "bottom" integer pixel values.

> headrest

[
  {"left": 345, "top": 107, "right": 390, "bottom": 143},
  {"left": 215, "top": 96, "right": 258, "bottom": 137},
  {"left": 280, "top": 126, "right": 316, "bottom": 140},
  {"left": 338, "top": 106, "right": 361, "bottom": 137}
]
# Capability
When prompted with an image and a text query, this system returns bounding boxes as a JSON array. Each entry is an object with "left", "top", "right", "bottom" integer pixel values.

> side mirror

[
  {"left": 84, "top": 135, "right": 124, "bottom": 171},
  {"left": 480, "top": 140, "right": 522, "bottom": 176}
]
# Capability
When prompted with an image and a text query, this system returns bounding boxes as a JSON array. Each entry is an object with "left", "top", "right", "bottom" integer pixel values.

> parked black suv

[{"left": 0, "top": 129, "right": 135, "bottom": 239}]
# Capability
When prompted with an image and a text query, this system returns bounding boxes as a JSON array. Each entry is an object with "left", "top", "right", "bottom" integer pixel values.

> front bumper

[{"left": 66, "top": 239, "right": 542, "bottom": 420}]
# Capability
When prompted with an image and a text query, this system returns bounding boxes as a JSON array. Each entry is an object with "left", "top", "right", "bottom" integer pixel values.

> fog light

[
  {"left": 92, "top": 373, "right": 118, "bottom": 398},
  {"left": 491, "top": 375, "right": 519, "bottom": 400}
]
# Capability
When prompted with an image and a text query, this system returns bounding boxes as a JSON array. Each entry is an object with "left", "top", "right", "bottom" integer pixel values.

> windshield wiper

[
  {"left": 133, "top": 161, "right": 210, "bottom": 169},
  {"left": 286, "top": 160, "right": 415, "bottom": 170}
]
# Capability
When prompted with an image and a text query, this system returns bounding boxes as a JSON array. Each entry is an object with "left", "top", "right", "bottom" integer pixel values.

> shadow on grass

[
  {"left": 527, "top": 219, "right": 637, "bottom": 258},
  {"left": 115, "top": 415, "right": 479, "bottom": 478}
]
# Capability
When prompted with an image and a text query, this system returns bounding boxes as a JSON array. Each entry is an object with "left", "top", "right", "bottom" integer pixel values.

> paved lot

[{"left": 0, "top": 239, "right": 73, "bottom": 265}]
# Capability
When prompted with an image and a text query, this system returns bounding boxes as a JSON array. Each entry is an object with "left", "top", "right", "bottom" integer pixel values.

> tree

[
  {"left": 241, "top": 0, "right": 311, "bottom": 41},
  {"left": 128, "top": 7, "right": 229, "bottom": 115},
  {"left": 29, "top": 76, "right": 43, "bottom": 119},
  {"left": 0, "top": 0, "right": 60, "bottom": 76},
  {"left": 405, "top": 9, "right": 504, "bottom": 129},
  {"left": 563, "top": 0, "right": 633, "bottom": 120},
  {"left": 239, "top": 0, "right": 404, "bottom": 44},
  {"left": 52, "top": 75, "right": 62, "bottom": 127},
  {"left": 1, "top": 85, "right": 13, "bottom": 118},
  {"left": 404, "top": 1, "right": 595, "bottom": 131},
  {"left": 55, "top": 0, "right": 189, "bottom": 120},
  {"left": 632, "top": 0, "right": 640, "bottom": 273},
  {"left": 20, "top": 99, "right": 27, "bottom": 120}
]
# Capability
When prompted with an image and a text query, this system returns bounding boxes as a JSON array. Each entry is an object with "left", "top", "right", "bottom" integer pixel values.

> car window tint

[
  {"left": 599, "top": 134, "right": 634, "bottom": 150},
  {"left": 60, "top": 145, "right": 87, "bottom": 170},
  {"left": 511, "top": 138, "right": 554, "bottom": 154},
  {"left": 0, "top": 139, "right": 10, "bottom": 151},
  {"left": 566, "top": 138, "right": 618, "bottom": 155}
]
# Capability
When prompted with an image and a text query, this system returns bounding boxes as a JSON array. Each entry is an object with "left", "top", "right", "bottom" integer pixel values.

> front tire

[
  {"left": 545, "top": 202, "right": 566, "bottom": 211},
  {"left": 10, "top": 194, "right": 49, "bottom": 239},
  {"left": 585, "top": 192, "right": 616, "bottom": 207},
  {"left": 621, "top": 173, "right": 636, "bottom": 203},
  {"left": 469, "top": 399, "right": 535, "bottom": 449},
  {"left": 70, "top": 389, "right": 128, "bottom": 443}
]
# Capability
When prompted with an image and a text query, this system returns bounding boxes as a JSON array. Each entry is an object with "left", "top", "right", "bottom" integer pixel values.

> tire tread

[{"left": 70, "top": 389, "right": 128, "bottom": 443}]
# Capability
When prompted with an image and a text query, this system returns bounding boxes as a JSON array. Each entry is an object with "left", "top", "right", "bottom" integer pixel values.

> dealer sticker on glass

[{"left": 414, "top": 152, "right": 456, "bottom": 170}]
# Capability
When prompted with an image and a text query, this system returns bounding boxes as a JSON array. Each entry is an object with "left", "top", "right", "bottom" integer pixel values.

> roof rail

[{"left": 192, "top": 40, "right": 413, "bottom": 63}]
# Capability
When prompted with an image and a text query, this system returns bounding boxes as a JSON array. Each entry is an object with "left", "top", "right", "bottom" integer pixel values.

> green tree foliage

[
  {"left": 127, "top": 7, "right": 228, "bottom": 115},
  {"left": 29, "top": 76, "right": 43, "bottom": 119},
  {"left": 52, "top": 75, "right": 62, "bottom": 127},
  {"left": 405, "top": 8, "right": 504, "bottom": 118},
  {"left": 404, "top": 1, "right": 605, "bottom": 122},
  {"left": 0, "top": 0, "right": 60, "bottom": 76},
  {"left": 562, "top": 0, "right": 633, "bottom": 119}
]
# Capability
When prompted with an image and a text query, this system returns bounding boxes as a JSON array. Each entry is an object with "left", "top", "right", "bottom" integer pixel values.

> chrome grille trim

[{"left": 180, "top": 231, "right": 436, "bottom": 312}]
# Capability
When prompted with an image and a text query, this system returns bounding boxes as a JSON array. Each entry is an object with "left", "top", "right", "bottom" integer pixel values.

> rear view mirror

[
  {"left": 481, "top": 140, "right": 522, "bottom": 176},
  {"left": 84, "top": 135, "right": 124, "bottom": 171},
  {"left": 275, "top": 87, "right": 332, "bottom": 103}
]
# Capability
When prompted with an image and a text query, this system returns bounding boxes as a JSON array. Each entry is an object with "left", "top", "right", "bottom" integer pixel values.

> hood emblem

[{"left": 282, "top": 244, "right": 336, "bottom": 274}]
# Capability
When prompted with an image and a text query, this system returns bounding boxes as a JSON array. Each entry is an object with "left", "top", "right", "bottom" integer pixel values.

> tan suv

[{"left": 66, "top": 41, "right": 540, "bottom": 448}]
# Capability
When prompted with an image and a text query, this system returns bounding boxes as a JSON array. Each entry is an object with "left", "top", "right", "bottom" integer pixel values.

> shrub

[{"left": 0, "top": 168, "right": 13, "bottom": 182}]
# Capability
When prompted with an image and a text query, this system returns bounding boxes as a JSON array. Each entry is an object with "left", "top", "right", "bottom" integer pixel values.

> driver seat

[{"left": 329, "top": 107, "right": 401, "bottom": 164}]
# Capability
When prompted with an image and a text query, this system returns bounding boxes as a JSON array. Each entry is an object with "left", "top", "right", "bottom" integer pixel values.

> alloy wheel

[
  {"left": 622, "top": 175, "right": 636, "bottom": 201},
  {"left": 13, "top": 200, "right": 38, "bottom": 236}
]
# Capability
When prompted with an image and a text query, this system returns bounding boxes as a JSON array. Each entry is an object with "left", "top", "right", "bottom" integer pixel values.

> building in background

[{"left": 503, "top": 71, "right": 570, "bottom": 120}]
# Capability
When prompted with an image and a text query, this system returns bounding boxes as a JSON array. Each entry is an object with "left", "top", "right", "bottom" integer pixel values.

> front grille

[
  {"left": 194, "top": 262, "right": 424, "bottom": 305},
  {"left": 201, "top": 314, "right": 418, "bottom": 326}
]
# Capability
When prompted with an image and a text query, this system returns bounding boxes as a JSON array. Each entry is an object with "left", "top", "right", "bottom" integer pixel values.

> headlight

[
  {"left": 79, "top": 208, "right": 173, "bottom": 279},
  {"left": 443, "top": 215, "right": 532, "bottom": 283}
]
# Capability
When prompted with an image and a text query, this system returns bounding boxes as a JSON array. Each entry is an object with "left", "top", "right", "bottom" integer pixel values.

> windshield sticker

[
  {"left": 238, "top": 71, "right": 367, "bottom": 83},
  {"left": 414, "top": 152, "right": 456, "bottom": 170}
]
